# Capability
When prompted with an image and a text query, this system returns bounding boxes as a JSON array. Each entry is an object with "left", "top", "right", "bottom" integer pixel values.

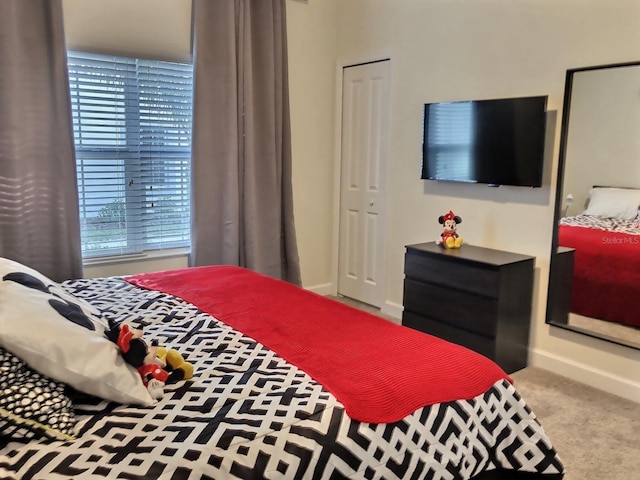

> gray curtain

[
  {"left": 0, "top": 0, "right": 82, "bottom": 281},
  {"left": 191, "top": 0, "right": 301, "bottom": 285}
]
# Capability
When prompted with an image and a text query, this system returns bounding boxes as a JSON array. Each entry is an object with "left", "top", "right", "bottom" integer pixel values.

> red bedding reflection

[{"left": 559, "top": 224, "right": 640, "bottom": 328}]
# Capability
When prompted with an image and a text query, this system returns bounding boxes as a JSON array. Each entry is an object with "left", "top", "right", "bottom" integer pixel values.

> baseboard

[
  {"left": 381, "top": 301, "right": 403, "bottom": 324},
  {"left": 530, "top": 348, "right": 640, "bottom": 403},
  {"left": 305, "top": 282, "right": 333, "bottom": 296}
]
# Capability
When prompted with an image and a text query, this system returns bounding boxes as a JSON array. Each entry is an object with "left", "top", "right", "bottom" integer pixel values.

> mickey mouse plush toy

[
  {"left": 436, "top": 210, "right": 463, "bottom": 249},
  {"left": 106, "top": 321, "right": 193, "bottom": 400}
]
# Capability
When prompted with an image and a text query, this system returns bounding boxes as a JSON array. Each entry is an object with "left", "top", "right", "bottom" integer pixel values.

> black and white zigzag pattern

[
  {"left": 0, "top": 277, "right": 564, "bottom": 480},
  {"left": 561, "top": 214, "right": 640, "bottom": 234}
]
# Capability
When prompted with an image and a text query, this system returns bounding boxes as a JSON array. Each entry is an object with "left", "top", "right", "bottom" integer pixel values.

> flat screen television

[{"left": 421, "top": 95, "right": 548, "bottom": 187}]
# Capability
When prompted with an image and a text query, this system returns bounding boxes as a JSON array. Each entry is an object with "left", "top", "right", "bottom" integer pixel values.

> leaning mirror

[{"left": 547, "top": 61, "right": 640, "bottom": 349}]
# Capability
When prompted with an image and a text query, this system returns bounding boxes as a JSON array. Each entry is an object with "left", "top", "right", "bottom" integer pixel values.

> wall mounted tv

[{"left": 421, "top": 95, "right": 548, "bottom": 187}]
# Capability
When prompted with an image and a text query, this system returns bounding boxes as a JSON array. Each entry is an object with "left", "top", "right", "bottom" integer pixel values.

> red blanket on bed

[
  {"left": 127, "top": 266, "right": 509, "bottom": 423},
  {"left": 559, "top": 225, "right": 640, "bottom": 328}
]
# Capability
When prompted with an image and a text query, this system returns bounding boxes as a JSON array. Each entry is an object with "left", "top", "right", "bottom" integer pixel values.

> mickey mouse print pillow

[{"left": 0, "top": 257, "right": 154, "bottom": 406}]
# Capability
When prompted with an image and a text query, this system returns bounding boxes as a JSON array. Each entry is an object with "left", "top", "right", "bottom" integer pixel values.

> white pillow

[
  {"left": 0, "top": 257, "right": 154, "bottom": 406},
  {"left": 0, "top": 258, "right": 105, "bottom": 327},
  {"left": 583, "top": 187, "right": 640, "bottom": 220}
]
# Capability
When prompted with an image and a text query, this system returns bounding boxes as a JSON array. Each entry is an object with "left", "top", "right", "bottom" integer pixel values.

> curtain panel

[
  {"left": 0, "top": 0, "right": 82, "bottom": 281},
  {"left": 191, "top": 0, "right": 301, "bottom": 285}
]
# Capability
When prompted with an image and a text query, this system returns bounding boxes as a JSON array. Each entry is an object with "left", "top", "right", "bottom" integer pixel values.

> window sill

[{"left": 82, "top": 248, "right": 190, "bottom": 268}]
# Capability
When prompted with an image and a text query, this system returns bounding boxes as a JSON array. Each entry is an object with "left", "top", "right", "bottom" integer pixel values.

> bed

[
  {"left": 0, "top": 257, "right": 564, "bottom": 479},
  {"left": 558, "top": 186, "right": 640, "bottom": 328}
]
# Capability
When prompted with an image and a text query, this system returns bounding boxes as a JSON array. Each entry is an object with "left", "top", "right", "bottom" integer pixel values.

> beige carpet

[
  {"left": 511, "top": 367, "right": 640, "bottom": 480},
  {"left": 331, "top": 295, "right": 640, "bottom": 480}
]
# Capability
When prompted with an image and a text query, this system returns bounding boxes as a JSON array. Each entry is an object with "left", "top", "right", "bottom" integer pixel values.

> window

[
  {"left": 424, "top": 101, "right": 474, "bottom": 182},
  {"left": 67, "top": 51, "right": 193, "bottom": 259}
]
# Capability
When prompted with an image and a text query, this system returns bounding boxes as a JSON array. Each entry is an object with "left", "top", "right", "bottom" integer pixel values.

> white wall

[
  {"left": 331, "top": 0, "right": 640, "bottom": 400},
  {"left": 286, "top": 0, "right": 340, "bottom": 289},
  {"left": 63, "top": 0, "right": 192, "bottom": 62}
]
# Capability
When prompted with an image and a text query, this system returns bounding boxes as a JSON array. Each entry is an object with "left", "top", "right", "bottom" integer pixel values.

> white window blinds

[{"left": 67, "top": 51, "right": 193, "bottom": 258}]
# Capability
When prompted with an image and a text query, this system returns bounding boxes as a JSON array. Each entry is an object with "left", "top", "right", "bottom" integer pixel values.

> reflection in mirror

[{"left": 548, "top": 61, "right": 640, "bottom": 349}]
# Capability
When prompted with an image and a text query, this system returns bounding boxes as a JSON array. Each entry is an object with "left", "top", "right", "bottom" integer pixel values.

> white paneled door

[{"left": 338, "top": 60, "right": 391, "bottom": 308}]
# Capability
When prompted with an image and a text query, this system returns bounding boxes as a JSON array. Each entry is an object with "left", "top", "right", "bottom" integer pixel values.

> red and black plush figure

[
  {"left": 106, "top": 321, "right": 194, "bottom": 400},
  {"left": 436, "top": 210, "right": 463, "bottom": 249}
]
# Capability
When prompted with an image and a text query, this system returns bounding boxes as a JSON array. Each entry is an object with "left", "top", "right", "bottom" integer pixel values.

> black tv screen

[{"left": 421, "top": 96, "right": 547, "bottom": 187}]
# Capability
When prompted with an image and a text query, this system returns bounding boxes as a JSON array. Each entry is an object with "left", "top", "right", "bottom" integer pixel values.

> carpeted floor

[
  {"left": 511, "top": 367, "right": 640, "bottom": 480},
  {"left": 331, "top": 295, "right": 640, "bottom": 480}
]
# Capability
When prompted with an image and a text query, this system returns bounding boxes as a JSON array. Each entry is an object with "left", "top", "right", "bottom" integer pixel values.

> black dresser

[{"left": 402, "top": 242, "right": 535, "bottom": 373}]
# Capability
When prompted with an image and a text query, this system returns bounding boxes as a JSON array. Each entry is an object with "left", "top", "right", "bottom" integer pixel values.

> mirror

[{"left": 547, "top": 61, "right": 640, "bottom": 349}]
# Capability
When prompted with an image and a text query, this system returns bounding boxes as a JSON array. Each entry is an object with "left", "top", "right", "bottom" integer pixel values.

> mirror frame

[{"left": 546, "top": 60, "right": 640, "bottom": 350}]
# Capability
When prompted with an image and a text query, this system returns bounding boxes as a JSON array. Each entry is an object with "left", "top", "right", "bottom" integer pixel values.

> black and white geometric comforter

[
  {"left": 0, "top": 277, "right": 564, "bottom": 480},
  {"left": 561, "top": 214, "right": 640, "bottom": 235}
]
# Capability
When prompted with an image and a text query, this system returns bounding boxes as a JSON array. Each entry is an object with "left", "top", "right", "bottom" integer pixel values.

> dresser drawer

[
  {"left": 405, "top": 252, "right": 500, "bottom": 298},
  {"left": 403, "top": 242, "right": 534, "bottom": 374},
  {"left": 402, "top": 311, "right": 495, "bottom": 359},
  {"left": 403, "top": 278, "right": 498, "bottom": 337}
]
